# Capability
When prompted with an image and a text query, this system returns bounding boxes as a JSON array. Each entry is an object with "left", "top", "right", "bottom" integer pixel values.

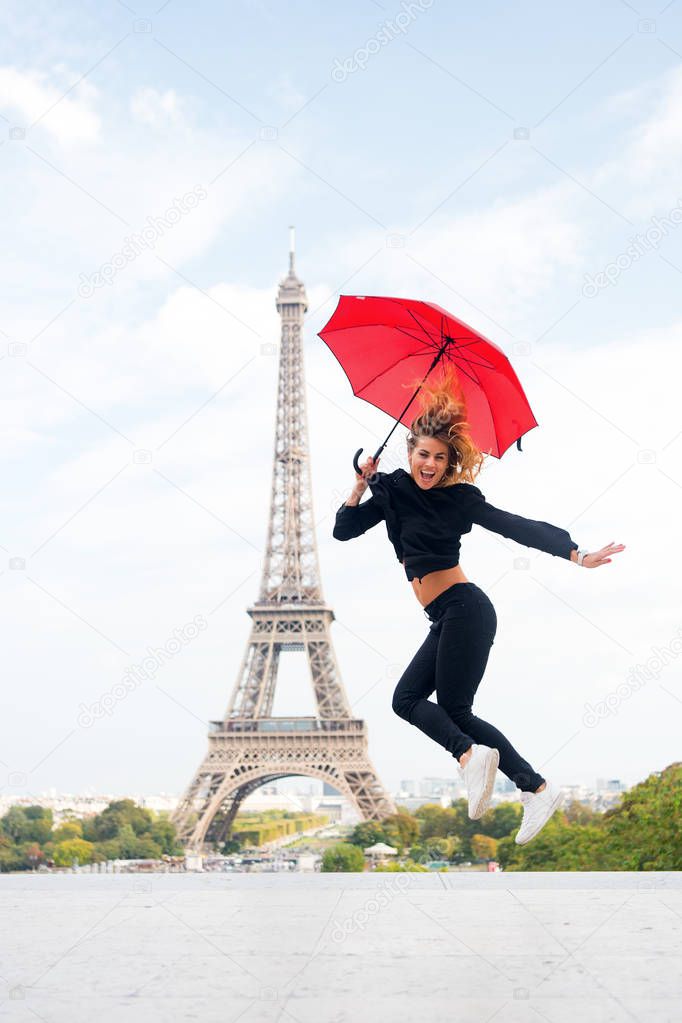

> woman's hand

[
  {"left": 574, "top": 541, "right": 626, "bottom": 568},
  {"left": 353, "top": 455, "right": 380, "bottom": 496}
]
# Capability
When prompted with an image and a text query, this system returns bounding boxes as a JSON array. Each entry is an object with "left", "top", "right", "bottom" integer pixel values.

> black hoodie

[{"left": 333, "top": 468, "right": 578, "bottom": 583}]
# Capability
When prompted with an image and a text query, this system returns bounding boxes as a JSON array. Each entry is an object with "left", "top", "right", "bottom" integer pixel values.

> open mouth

[{"left": 419, "top": 470, "right": 435, "bottom": 482}]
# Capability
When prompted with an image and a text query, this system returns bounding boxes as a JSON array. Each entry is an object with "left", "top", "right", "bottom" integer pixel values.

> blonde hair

[{"left": 405, "top": 364, "right": 486, "bottom": 487}]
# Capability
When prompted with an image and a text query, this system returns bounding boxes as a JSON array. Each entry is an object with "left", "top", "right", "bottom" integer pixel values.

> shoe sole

[
  {"left": 468, "top": 748, "right": 500, "bottom": 820},
  {"left": 515, "top": 789, "right": 565, "bottom": 845}
]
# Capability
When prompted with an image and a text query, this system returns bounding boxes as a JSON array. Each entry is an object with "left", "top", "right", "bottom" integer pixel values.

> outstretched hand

[{"left": 580, "top": 541, "right": 626, "bottom": 568}]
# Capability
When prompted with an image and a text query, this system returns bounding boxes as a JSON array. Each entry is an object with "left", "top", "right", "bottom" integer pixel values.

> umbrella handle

[{"left": 352, "top": 445, "right": 384, "bottom": 481}]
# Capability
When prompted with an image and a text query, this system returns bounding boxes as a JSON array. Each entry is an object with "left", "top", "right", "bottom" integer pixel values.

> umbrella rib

[
  {"left": 326, "top": 316, "right": 492, "bottom": 366},
  {"left": 443, "top": 354, "right": 481, "bottom": 388},
  {"left": 393, "top": 322, "right": 491, "bottom": 364},
  {"left": 397, "top": 315, "right": 498, "bottom": 372},
  {"left": 393, "top": 324, "right": 441, "bottom": 349},
  {"left": 324, "top": 320, "right": 439, "bottom": 347},
  {"left": 325, "top": 303, "right": 499, "bottom": 394},
  {"left": 354, "top": 349, "right": 428, "bottom": 395},
  {"left": 326, "top": 300, "right": 498, "bottom": 369},
  {"left": 446, "top": 342, "right": 497, "bottom": 371},
  {"left": 403, "top": 305, "right": 487, "bottom": 359},
  {"left": 349, "top": 331, "right": 496, "bottom": 395},
  {"left": 404, "top": 307, "right": 443, "bottom": 349},
  {"left": 327, "top": 319, "right": 441, "bottom": 348}
]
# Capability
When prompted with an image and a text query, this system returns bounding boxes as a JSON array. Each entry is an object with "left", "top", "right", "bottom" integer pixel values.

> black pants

[{"left": 391, "top": 582, "right": 545, "bottom": 794}]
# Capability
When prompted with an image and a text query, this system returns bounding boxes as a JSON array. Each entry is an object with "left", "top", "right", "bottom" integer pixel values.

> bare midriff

[{"left": 404, "top": 561, "right": 470, "bottom": 608}]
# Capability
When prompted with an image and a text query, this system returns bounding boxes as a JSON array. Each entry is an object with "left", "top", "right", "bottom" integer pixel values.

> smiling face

[{"left": 408, "top": 435, "right": 450, "bottom": 489}]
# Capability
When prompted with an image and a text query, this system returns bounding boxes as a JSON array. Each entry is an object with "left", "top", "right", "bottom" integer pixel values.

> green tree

[
  {"left": 427, "top": 837, "right": 451, "bottom": 858},
  {"left": 87, "top": 800, "right": 154, "bottom": 841},
  {"left": 347, "top": 821, "right": 387, "bottom": 848},
  {"left": 382, "top": 812, "right": 419, "bottom": 851},
  {"left": 220, "top": 838, "right": 241, "bottom": 855},
  {"left": 1, "top": 806, "right": 53, "bottom": 844},
  {"left": 53, "top": 838, "right": 95, "bottom": 866},
  {"left": 25, "top": 806, "right": 52, "bottom": 821},
  {"left": 149, "top": 816, "right": 182, "bottom": 855},
  {"left": 94, "top": 838, "right": 125, "bottom": 861},
  {"left": 107, "top": 823, "right": 164, "bottom": 859},
  {"left": 1, "top": 807, "right": 27, "bottom": 842},
  {"left": 502, "top": 818, "right": 609, "bottom": 871},
  {"left": 415, "top": 804, "right": 458, "bottom": 839},
  {"left": 495, "top": 835, "right": 520, "bottom": 870},
  {"left": 128, "top": 835, "right": 163, "bottom": 859},
  {"left": 321, "top": 842, "right": 365, "bottom": 872},
  {"left": 53, "top": 821, "right": 83, "bottom": 843},
  {"left": 600, "top": 762, "right": 682, "bottom": 870},
  {"left": 443, "top": 835, "right": 462, "bottom": 861},
  {"left": 413, "top": 799, "right": 481, "bottom": 859},
  {"left": 564, "top": 800, "right": 600, "bottom": 826},
  {"left": 23, "top": 842, "right": 44, "bottom": 870},
  {"left": 478, "top": 802, "right": 523, "bottom": 838},
  {"left": 471, "top": 833, "right": 499, "bottom": 861},
  {"left": 0, "top": 835, "right": 26, "bottom": 873}
]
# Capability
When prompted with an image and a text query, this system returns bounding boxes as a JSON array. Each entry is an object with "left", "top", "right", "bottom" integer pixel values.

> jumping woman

[{"left": 333, "top": 367, "right": 625, "bottom": 845}]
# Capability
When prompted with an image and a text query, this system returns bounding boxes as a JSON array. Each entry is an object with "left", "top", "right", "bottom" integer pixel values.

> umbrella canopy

[{"left": 318, "top": 294, "right": 538, "bottom": 470}]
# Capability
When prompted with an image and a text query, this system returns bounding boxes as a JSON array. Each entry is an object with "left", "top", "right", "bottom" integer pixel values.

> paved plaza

[{"left": 0, "top": 872, "right": 680, "bottom": 1022}]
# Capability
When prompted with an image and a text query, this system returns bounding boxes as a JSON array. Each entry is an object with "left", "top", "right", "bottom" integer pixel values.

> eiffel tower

[{"left": 172, "top": 230, "right": 396, "bottom": 851}]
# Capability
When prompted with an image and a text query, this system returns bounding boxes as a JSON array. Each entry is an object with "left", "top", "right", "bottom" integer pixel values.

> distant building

[
  {"left": 400, "top": 780, "right": 418, "bottom": 797},
  {"left": 596, "top": 778, "right": 625, "bottom": 793},
  {"left": 0, "top": 792, "right": 179, "bottom": 824},
  {"left": 395, "top": 794, "right": 452, "bottom": 812},
  {"left": 495, "top": 777, "right": 516, "bottom": 793}
]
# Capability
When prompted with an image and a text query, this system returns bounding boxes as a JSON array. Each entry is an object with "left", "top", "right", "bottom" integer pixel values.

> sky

[{"left": 1, "top": 0, "right": 681, "bottom": 805}]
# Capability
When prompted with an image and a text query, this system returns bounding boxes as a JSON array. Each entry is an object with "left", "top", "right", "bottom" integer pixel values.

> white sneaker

[
  {"left": 515, "top": 782, "right": 564, "bottom": 845},
  {"left": 460, "top": 744, "right": 499, "bottom": 819}
]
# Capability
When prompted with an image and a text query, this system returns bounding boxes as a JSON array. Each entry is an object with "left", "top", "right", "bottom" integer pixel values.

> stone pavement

[{"left": 0, "top": 872, "right": 680, "bottom": 1022}]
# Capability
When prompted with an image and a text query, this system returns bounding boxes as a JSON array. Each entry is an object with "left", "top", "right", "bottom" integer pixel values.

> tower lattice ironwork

[{"left": 172, "top": 230, "right": 396, "bottom": 850}]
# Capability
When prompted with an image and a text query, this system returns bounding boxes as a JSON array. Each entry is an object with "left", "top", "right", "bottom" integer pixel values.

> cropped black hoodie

[{"left": 333, "top": 468, "right": 578, "bottom": 583}]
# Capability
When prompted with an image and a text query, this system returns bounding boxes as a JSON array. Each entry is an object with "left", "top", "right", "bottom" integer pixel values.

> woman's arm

[
  {"left": 333, "top": 494, "right": 385, "bottom": 540},
  {"left": 332, "top": 454, "right": 385, "bottom": 541},
  {"left": 465, "top": 486, "right": 578, "bottom": 560}
]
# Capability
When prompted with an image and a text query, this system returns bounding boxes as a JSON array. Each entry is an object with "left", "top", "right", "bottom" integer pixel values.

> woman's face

[{"left": 408, "top": 436, "right": 450, "bottom": 490}]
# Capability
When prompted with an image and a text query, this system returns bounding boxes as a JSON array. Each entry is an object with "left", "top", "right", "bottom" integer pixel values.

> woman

[{"left": 333, "top": 367, "right": 625, "bottom": 845}]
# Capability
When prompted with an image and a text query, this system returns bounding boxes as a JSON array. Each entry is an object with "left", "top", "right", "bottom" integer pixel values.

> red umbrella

[{"left": 317, "top": 294, "right": 538, "bottom": 473}]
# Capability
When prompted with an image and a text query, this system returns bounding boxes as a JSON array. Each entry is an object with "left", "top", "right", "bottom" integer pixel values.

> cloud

[
  {"left": 313, "top": 61, "right": 682, "bottom": 343},
  {"left": 266, "top": 73, "right": 307, "bottom": 111},
  {"left": 1, "top": 277, "right": 331, "bottom": 459},
  {"left": 0, "top": 65, "right": 100, "bottom": 141},
  {"left": 592, "top": 64, "right": 682, "bottom": 216},
  {"left": 130, "top": 87, "right": 183, "bottom": 129},
  {"left": 319, "top": 178, "right": 585, "bottom": 336},
  {"left": 409, "top": 181, "right": 584, "bottom": 318},
  {"left": 1, "top": 112, "right": 299, "bottom": 330}
]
